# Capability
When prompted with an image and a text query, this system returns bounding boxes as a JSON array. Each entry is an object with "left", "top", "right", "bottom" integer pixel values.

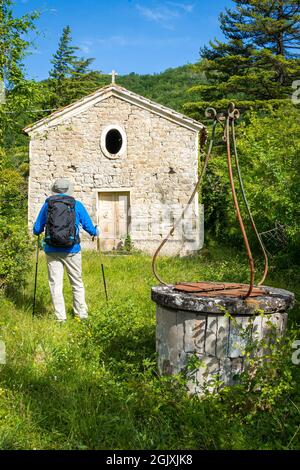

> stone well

[{"left": 151, "top": 284, "right": 294, "bottom": 395}]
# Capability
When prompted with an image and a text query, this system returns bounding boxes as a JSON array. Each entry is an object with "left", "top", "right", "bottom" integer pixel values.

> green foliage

[
  {"left": 0, "top": 248, "right": 299, "bottom": 449},
  {"left": 41, "top": 64, "right": 206, "bottom": 115},
  {"left": 49, "top": 25, "right": 95, "bottom": 108},
  {"left": 0, "top": 0, "right": 39, "bottom": 87},
  {"left": 49, "top": 26, "right": 79, "bottom": 82},
  {"left": 118, "top": 65, "right": 207, "bottom": 113},
  {"left": 198, "top": 103, "right": 300, "bottom": 257},
  {"left": 189, "top": 0, "right": 300, "bottom": 110},
  {"left": 0, "top": 2, "right": 51, "bottom": 172},
  {"left": 0, "top": 168, "right": 33, "bottom": 290},
  {"left": 0, "top": 167, "right": 26, "bottom": 215},
  {"left": 235, "top": 105, "right": 300, "bottom": 249},
  {"left": 124, "top": 233, "right": 134, "bottom": 253},
  {"left": 184, "top": 98, "right": 289, "bottom": 121},
  {"left": 1, "top": 80, "right": 52, "bottom": 150},
  {"left": 196, "top": 324, "right": 300, "bottom": 450},
  {"left": 218, "top": 0, "right": 299, "bottom": 57},
  {"left": 217, "top": 313, "right": 296, "bottom": 410},
  {"left": 0, "top": 2, "right": 36, "bottom": 290}
]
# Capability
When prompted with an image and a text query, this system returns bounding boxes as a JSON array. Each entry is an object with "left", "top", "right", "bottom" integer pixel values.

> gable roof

[{"left": 23, "top": 84, "right": 204, "bottom": 135}]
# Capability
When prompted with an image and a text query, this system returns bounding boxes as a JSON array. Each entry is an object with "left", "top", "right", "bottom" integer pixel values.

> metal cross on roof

[{"left": 110, "top": 70, "right": 118, "bottom": 85}]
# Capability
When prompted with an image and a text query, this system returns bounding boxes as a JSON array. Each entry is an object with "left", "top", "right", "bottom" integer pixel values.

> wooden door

[{"left": 98, "top": 192, "right": 130, "bottom": 251}]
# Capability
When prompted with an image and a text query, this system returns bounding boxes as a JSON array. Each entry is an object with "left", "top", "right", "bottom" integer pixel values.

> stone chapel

[{"left": 24, "top": 77, "right": 205, "bottom": 254}]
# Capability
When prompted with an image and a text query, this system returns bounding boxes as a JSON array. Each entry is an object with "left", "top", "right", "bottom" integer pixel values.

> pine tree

[
  {"left": 185, "top": 0, "right": 300, "bottom": 118},
  {"left": 64, "top": 57, "right": 97, "bottom": 102},
  {"left": 49, "top": 26, "right": 78, "bottom": 82},
  {"left": 72, "top": 57, "right": 95, "bottom": 77},
  {"left": 49, "top": 26, "right": 77, "bottom": 106},
  {"left": 49, "top": 26, "right": 95, "bottom": 107},
  {"left": 219, "top": 0, "right": 299, "bottom": 57}
]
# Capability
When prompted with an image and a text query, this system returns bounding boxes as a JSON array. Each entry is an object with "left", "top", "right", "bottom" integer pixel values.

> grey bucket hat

[{"left": 50, "top": 178, "right": 74, "bottom": 196}]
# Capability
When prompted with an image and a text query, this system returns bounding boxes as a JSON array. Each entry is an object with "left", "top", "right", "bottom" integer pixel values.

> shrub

[
  {"left": 0, "top": 169, "right": 33, "bottom": 290},
  {"left": 124, "top": 233, "right": 134, "bottom": 253}
]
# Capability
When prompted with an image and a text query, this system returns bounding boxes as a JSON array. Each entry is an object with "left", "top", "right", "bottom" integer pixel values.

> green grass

[{"left": 0, "top": 245, "right": 299, "bottom": 450}]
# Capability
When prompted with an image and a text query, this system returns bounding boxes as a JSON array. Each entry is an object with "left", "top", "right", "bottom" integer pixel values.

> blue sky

[{"left": 14, "top": 0, "right": 234, "bottom": 80}]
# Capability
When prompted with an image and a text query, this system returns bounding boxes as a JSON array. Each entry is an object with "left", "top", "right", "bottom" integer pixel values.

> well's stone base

[{"left": 152, "top": 285, "right": 294, "bottom": 395}]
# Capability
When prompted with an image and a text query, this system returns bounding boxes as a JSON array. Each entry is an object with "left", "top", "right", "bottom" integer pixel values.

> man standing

[{"left": 33, "top": 178, "right": 99, "bottom": 322}]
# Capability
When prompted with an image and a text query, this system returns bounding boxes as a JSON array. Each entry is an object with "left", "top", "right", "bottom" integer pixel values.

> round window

[
  {"left": 106, "top": 129, "right": 122, "bottom": 154},
  {"left": 101, "top": 125, "right": 127, "bottom": 159}
]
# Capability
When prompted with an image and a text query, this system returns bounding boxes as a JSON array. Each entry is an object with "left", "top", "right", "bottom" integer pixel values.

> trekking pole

[
  {"left": 33, "top": 235, "right": 40, "bottom": 317},
  {"left": 97, "top": 236, "right": 108, "bottom": 302},
  {"left": 94, "top": 226, "right": 108, "bottom": 302}
]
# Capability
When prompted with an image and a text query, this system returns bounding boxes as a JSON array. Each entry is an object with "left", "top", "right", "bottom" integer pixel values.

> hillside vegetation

[{"left": 56, "top": 65, "right": 207, "bottom": 114}]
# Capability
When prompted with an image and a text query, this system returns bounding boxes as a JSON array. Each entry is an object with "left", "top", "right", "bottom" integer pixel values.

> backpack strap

[{"left": 47, "top": 195, "right": 75, "bottom": 206}]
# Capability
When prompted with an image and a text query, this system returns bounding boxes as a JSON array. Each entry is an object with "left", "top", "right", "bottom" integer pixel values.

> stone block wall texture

[
  {"left": 28, "top": 95, "right": 199, "bottom": 254},
  {"left": 152, "top": 285, "right": 295, "bottom": 396}
]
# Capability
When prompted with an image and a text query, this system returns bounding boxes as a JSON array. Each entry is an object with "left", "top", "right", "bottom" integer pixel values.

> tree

[
  {"left": 0, "top": 0, "right": 46, "bottom": 163},
  {"left": 63, "top": 57, "right": 97, "bottom": 103},
  {"left": 49, "top": 26, "right": 95, "bottom": 107},
  {"left": 49, "top": 25, "right": 77, "bottom": 106},
  {"left": 185, "top": 0, "right": 300, "bottom": 118},
  {"left": 0, "top": 167, "right": 33, "bottom": 290},
  {"left": 0, "top": 1, "right": 39, "bottom": 290},
  {"left": 219, "top": 0, "right": 300, "bottom": 58},
  {"left": 0, "top": 0, "right": 39, "bottom": 88},
  {"left": 0, "top": 0, "right": 41, "bottom": 142},
  {"left": 49, "top": 26, "right": 78, "bottom": 82}
]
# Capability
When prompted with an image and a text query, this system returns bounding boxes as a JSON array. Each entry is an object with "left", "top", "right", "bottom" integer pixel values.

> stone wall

[
  {"left": 152, "top": 285, "right": 295, "bottom": 395},
  {"left": 28, "top": 95, "right": 200, "bottom": 254}
]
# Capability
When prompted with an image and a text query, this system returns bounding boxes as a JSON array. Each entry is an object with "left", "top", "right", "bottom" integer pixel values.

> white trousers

[{"left": 46, "top": 252, "right": 88, "bottom": 321}]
